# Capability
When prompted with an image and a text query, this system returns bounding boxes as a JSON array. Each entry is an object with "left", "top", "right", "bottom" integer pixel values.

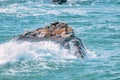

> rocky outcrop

[
  {"left": 14, "top": 22, "right": 87, "bottom": 58},
  {"left": 52, "top": 0, "right": 67, "bottom": 4}
]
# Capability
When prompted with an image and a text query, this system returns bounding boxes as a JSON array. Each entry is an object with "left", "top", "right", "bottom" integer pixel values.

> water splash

[
  {"left": 0, "top": 41, "right": 76, "bottom": 65},
  {"left": 86, "top": 49, "right": 97, "bottom": 58}
]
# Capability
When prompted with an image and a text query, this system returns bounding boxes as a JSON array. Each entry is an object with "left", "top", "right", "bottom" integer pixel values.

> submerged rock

[
  {"left": 14, "top": 22, "right": 87, "bottom": 58},
  {"left": 52, "top": 0, "right": 67, "bottom": 4}
]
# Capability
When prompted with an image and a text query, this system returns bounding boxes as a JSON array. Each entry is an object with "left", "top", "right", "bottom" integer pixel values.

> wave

[
  {"left": 0, "top": 0, "right": 119, "bottom": 18},
  {"left": 0, "top": 3, "right": 87, "bottom": 18},
  {"left": 0, "top": 40, "right": 98, "bottom": 76},
  {"left": 0, "top": 0, "right": 51, "bottom": 6},
  {"left": 0, "top": 41, "right": 76, "bottom": 65},
  {"left": 63, "top": 0, "right": 120, "bottom": 5},
  {"left": 0, "top": 0, "right": 119, "bottom": 7},
  {"left": 0, "top": 40, "right": 97, "bottom": 65}
]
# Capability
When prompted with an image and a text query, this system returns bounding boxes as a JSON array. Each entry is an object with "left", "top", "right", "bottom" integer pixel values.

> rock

[
  {"left": 61, "top": 32, "right": 73, "bottom": 38},
  {"left": 52, "top": 0, "right": 67, "bottom": 4},
  {"left": 14, "top": 22, "right": 87, "bottom": 58}
]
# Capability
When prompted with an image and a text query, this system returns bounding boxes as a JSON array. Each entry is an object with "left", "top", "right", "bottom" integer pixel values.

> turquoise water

[{"left": 0, "top": 0, "right": 120, "bottom": 80}]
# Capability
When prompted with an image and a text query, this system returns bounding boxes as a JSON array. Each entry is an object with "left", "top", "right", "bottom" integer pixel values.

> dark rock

[
  {"left": 52, "top": 0, "right": 67, "bottom": 4},
  {"left": 14, "top": 22, "right": 87, "bottom": 58}
]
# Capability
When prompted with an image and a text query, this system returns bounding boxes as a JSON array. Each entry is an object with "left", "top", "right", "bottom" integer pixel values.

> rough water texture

[{"left": 0, "top": 0, "right": 120, "bottom": 80}]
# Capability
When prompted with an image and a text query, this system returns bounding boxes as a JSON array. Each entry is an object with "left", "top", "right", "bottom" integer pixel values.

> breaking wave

[
  {"left": 0, "top": 41, "right": 98, "bottom": 76},
  {"left": 0, "top": 40, "right": 97, "bottom": 65},
  {"left": 0, "top": 41, "right": 75, "bottom": 65}
]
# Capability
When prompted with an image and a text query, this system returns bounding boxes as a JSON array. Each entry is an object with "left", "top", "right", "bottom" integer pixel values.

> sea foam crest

[
  {"left": 0, "top": 2, "right": 88, "bottom": 17},
  {"left": 0, "top": 41, "right": 76, "bottom": 65},
  {"left": 0, "top": 40, "right": 97, "bottom": 65}
]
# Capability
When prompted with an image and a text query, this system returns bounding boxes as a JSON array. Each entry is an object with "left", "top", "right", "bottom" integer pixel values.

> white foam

[
  {"left": 86, "top": 49, "right": 97, "bottom": 59},
  {"left": 0, "top": 41, "right": 76, "bottom": 65},
  {"left": 62, "top": 8, "right": 87, "bottom": 15},
  {"left": 0, "top": 41, "right": 36, "bottom": 64},
  {"left": 0, "top": 4, "right": 46, "bottom": 17},
  {"left": 0, "top": 2, "right": 88, "bottom": 18}
]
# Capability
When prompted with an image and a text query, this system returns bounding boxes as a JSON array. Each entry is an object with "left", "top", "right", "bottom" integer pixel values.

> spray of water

[
  {"left": 0, "top": 41, "right": 77, "bottom": 65},
  {"left": 0, "top": 40, "right": 97, "bottom": 65}
]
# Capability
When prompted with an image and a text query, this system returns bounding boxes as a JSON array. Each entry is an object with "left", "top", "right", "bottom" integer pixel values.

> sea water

[{"left": 0, "top": 0, "right": 120, "bottom": 80}]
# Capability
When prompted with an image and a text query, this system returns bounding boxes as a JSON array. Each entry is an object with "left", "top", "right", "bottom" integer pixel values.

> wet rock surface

[
  {"left": 15, "top": 22, "right": 87, "bottom": 58},
  {"left": 52, "top": 0, "right": 67, "bottom": 4}
]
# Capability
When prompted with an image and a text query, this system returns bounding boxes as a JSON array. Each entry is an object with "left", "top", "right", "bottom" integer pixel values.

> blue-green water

[{"left": 0, "top": 0, "right": 120, "bottom": 80}]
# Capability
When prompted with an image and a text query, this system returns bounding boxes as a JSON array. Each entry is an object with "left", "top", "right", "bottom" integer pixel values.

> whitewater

[{"left": 0, "top": 0, "right": 120, "bottom": 80}]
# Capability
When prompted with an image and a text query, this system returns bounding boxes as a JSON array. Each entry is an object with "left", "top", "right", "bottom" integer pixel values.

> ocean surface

[{"left": 0, "top": 0, "right": 120, "bottom": 80}]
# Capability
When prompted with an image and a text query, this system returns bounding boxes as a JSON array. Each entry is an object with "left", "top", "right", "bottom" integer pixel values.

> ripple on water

[{"left": 0, "top": 0, "right": 120, "bottom": 80}]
